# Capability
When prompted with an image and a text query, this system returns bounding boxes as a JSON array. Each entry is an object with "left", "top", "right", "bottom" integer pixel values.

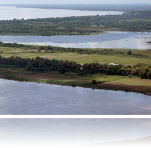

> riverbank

[
  {"left": 0, "top": 67, "right": 151, "bottom": 96},
  {"left": 66, "top": 137, "right": 151, "bottom": 147}
]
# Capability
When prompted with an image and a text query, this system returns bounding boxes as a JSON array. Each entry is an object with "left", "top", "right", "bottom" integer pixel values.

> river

[
  {"left": 0, "top": 79, "right": 151, "bottom": 115},
  {"left": 0, "top": 6, "right": 123, "bottom": 20},
  {"left": 0, "top": 31, "right": 151, "bottom": 49},
  {"left": 1, "top": 78, "right": 151, "bottom": 146},
  {"left": 0, "top": 4, "right": 151, "bottom": 148}
]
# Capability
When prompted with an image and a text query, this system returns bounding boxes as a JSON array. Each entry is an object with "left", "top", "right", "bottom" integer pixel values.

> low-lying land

[
  {"left": 0, "top": 42, "right": 151, "bottom": 95},
  {"left": 0, "top": 11, "right": 151, "bottom": 36},
  {"left": 66, "top": 137, "right": 151, "bottom": 147},
  {"left": 0, "top": 42, "right": 151, "bottom": 65},
  {"left": 0, "top": 66, "right": 151, "bottom": 95}
]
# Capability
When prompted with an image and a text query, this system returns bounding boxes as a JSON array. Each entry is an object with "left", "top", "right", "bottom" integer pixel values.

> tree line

[
  {"left": 0, "top": 11, "right": 151, "bottom": 35},
  {"left": 0, "top": 56, "right": 151, "bottom": 79},
  {"left": 0, "top": 42, "right": 148, "bottom": 59}
]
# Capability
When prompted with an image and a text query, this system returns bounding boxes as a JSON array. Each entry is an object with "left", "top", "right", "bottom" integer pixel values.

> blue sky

[{"left": 0, "top": 0, "right": 151, "bottom": 4}]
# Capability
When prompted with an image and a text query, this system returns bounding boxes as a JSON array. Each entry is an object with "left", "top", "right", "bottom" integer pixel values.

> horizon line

[{"left": 0, "top": 3, "right": 151, "bottom": 5}]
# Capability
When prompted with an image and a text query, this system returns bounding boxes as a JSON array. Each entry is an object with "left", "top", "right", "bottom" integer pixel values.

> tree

[
  {"left": 147, "top": 68, "right": 151, "bottom": 79},
  {"left": 58, "top": 61, "right": 67, "bottom": 73},
  {"left": 92, "top": 80, "right": 97, "bottom": 84},
  {"left": 127, "top": 50, "right": 132, "bottom": 55},
  {"left": 58, "top": 66, "right": 66, "bottom": 73}
]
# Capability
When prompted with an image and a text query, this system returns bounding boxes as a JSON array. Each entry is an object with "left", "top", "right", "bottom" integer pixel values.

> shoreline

[
  {"left": 1, "top": 72, "right": 151, "bottom": 96},
  {"left": 66, "top": 136, "right": 151, "bottom": 147}
]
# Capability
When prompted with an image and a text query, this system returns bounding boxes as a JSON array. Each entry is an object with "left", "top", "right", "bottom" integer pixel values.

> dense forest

[
  {"left": 0, "top": 55, "right": 151, "bottom": 79},
  {"left": 0, "top": 11, "right": 151, "bottom": 35}
]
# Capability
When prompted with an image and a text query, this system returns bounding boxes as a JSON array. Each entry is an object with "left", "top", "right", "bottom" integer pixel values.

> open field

[
  {"left": 0, "top": 44, "right": 151, "bottom": 95},
  {"left": 133, "top": 49, "right": 151, "bottom": 57},
  {"left": 1, "top": 46, "right": 151, "bottom": 65},
  {"left": 40, "top": 53, "right": 151, "bottom": 65}
]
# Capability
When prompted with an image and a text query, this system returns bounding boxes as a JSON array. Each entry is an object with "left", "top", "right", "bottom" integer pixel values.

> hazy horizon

[
  {"left": 1, "top": 3, "right": 151, "bottom": 5},
  {"left": 0, "top": 0, "right": 151, "bottom": 4}
]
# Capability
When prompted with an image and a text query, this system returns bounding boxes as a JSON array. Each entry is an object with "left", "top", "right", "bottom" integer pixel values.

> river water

[
  {"left": 0, "top": 79, "right": 151, "bottom": 115},
  {"left": 0, "top": 5, "right": 151, "bottom": 148},
  {"left": 0, "top": 31, "right": 151, "bottom": 49},
  {"left": 0, "top": 6, "right": 123, "bottom": 20},
  {"left": 1, "top": 78, "right": 151, "bottom": 146}
]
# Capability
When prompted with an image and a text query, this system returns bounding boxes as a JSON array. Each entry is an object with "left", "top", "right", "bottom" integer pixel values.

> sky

[{"left": 0, "top": 0, "right": 151, "bottom": 4}]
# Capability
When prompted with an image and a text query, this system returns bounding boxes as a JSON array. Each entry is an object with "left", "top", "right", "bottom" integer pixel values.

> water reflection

[
  {"left": 0, "top": 5, "right": 151, "bottom": 148},
  {"left": 0, "top": 79, "right": 151, "bottom": 115},
  {"left": 0, "top": 31, "right": 151, "bottom": 49}
]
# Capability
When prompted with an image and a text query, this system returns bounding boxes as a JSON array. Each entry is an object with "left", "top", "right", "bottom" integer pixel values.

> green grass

[
  {"left": 0, "top": 66, "right": 130, "bottom": 83},
  {"left": 1, "top": 52, "right": 151, "bottom": 65},
  {"left": 109, "top": 78, "right": 151, "bottom": 87},
  {"left": 1, "top": 66, "right": 151, "bottom": 94},
  {"left": 1, "top": 44, "right": 151, "bottom": 66}
]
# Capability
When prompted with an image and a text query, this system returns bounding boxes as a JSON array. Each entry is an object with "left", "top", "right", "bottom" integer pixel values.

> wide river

[
  {"left": 0, "top": 31, "right": 151, "bottom": 49},
  {"left": 1, "top": 5, "right": 151, "bottom": 148},
  {"left": 0, "top": 6, "right": 123, "bottom": 20},
  {"left": 0, "top": 79, "right": 151, "bottom": 115}
]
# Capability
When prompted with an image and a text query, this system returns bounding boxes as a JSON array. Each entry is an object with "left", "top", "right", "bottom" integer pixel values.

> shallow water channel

[{"left": 0, "top": 31, "right": 151, "bottom": 49}]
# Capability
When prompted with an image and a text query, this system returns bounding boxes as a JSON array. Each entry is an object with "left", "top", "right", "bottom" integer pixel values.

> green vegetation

[
  {"left": 0, "top": 67, "right": 126, "bottom": 84},
  {"left": 0, "top": 42, "right": 151, "bottom": 66},
  {"left": 0, "top": 54, "right": 151, "bottom": 79},
  {"left": 0, "top": 11, "right": 151, "bottom": 35},
  {"left": 0, "top": 7, "right": 151, "bottom": 94},
  {"left": 0, "top": 64, "right": 151, "bottom": 95},
  {"left": 0, "top": 42, "right": 151, "bottom": 94}
]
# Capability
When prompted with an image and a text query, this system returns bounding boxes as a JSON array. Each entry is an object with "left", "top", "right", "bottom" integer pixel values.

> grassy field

[
  {"left": 108, "top": 78, "right": 151, "bottom": 87},
  {"left": 1, "top": 46, "right": 151, "bottom": 65},
  {"left": 0, "top": 45, "right": 151, "bottom": 95}
]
